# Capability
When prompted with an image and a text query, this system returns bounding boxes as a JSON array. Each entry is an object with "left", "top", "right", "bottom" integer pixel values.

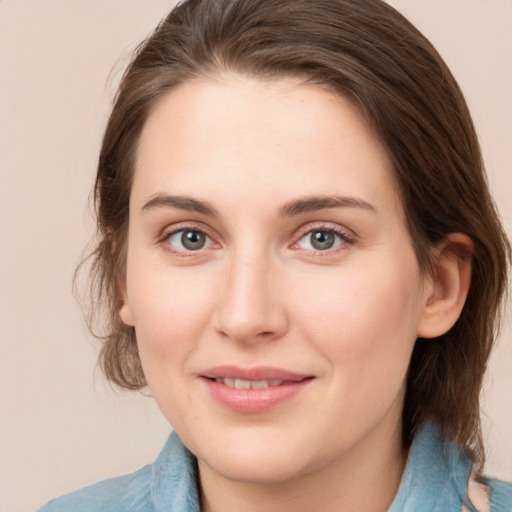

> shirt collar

[
  {"left": 389, "top": 422, "right": 473, "bottom": 512},
  {"left": 151, "top": 432, "right": 200, "bottom": 512},
  {"left": 150, "top": 422, "right": 473, "bottom": 512}
]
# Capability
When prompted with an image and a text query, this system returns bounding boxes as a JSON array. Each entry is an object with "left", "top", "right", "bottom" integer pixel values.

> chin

[
  {"left": 192, "top": 425, "right": 322, "bottom": 485},
  {"left": 204, "top": 451, "right": 308, "bottom": 485}
]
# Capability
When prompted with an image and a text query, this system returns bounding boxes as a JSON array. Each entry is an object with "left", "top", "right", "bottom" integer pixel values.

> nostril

[{"left": 257, "top": 331, "right": 274, "bottom": 337}]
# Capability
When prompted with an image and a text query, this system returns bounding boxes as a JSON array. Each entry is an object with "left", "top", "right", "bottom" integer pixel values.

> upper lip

[{"left": 200, "top": 365, "right": 312, "bottom": 382}]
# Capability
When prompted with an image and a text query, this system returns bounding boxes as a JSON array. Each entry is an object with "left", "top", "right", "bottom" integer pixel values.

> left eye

[
  {"left": 296, "top": 229, "right": 345, "bottom": 251},
  {"left": 166, "top": 229, "right": 214, "bottom": 251}
]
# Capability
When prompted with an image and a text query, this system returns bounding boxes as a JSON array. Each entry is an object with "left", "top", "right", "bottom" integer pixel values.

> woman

[{"left": 38, "top": 0, "right": 511, "bottom": 510}]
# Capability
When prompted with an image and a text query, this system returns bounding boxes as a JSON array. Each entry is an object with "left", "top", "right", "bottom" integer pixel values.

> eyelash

[
  {"left": 158, "top": 223, "right": 218, "bottom": 258},
  {"left": 157, "top": 224, "right": 355, "bottom": 257},
  {"left": 292, "top": 225, "right": 355, "bottom": 256}
]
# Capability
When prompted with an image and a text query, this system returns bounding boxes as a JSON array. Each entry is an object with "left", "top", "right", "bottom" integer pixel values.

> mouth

[
  {"left": 200, "top": 366, "right": 314, "bottom": 413},
  {"left": 211, "top": 378, "right": 289, "bottom": 389}
]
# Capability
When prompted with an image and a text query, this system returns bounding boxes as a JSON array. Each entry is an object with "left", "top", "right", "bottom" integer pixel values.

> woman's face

[{"left": 121, "top": 75, "right": 432, "bottom": 484}]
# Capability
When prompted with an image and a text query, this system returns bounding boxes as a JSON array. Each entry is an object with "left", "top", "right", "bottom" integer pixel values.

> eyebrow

[
  {"left": 278, "top": 195, "right": 377, "bottom": 216},
  {"left": 142, "top": 194, "right": 218, "bottom": 216},
  {"left": 141, "top": 193, "right": 377, "bottom": 217}
]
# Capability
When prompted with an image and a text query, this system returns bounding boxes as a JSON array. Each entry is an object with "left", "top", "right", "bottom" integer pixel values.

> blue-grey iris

[
  {"left": 182, "top": 230, "right": 206, "bottom": 250},
  {"left": 311, "top": 231, "right": 335, "bottom": 250}
]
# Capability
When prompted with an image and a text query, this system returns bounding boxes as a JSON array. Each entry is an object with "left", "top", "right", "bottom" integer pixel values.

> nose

[{"left": 213, "top": 249, "right": 288, "bottom": 344}]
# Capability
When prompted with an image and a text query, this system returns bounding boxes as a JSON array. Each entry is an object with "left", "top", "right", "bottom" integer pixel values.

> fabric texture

[{"left": 37, "top": 423, "right": 512, "bottom": 512}]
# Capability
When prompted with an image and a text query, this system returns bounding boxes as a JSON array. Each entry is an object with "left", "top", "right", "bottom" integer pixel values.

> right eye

[{"left": 165, "top": 229, "right": 215, "bottom": 252}]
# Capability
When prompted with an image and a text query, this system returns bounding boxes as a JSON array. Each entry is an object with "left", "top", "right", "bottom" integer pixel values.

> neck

[{"left": 199, "top": 418, "right": 406, "bottom": 512}]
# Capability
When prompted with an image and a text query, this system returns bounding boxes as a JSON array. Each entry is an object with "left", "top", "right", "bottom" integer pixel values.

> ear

[
  {"left": 120, "top": 303, "right": 134, "bottom": 327},
  {"left": 416, "top": 233, "right": 474, "bottom": 338},
  {"left": 118, "top": 274, "right": 135, "bottom": 327}
]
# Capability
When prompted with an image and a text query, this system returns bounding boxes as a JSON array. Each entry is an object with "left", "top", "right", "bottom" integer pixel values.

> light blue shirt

[{"left": 37, "top": 423, "right": 512, "bottom": 511}]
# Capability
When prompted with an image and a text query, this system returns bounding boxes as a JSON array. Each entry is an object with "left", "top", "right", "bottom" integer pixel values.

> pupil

[
  {"left": 311, "top": 231, "right": 334, "bottom": 250},
  {"left": 181, "top": 230, "right": 205, "bottom": 250}
]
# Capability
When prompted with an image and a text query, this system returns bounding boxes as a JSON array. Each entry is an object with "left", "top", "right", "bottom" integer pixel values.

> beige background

[{"left": 0, "top": 1, "right": 510, "bottom": 511}]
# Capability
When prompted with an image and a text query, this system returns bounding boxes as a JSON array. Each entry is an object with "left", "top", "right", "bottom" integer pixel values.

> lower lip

[{"left": 202, "top": 378, "right": 312, "bottom": 413}]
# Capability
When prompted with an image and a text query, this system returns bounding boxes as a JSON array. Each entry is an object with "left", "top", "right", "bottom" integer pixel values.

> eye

[
  {"left": 166, "top": 229, "right": 214, "bottom": 252},
  {"left": 296, "top": 229, "right": 348, "bottom": 251}
]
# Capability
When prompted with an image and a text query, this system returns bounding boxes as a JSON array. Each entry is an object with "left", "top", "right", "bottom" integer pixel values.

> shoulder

[
  {"left": 486, "top": 478, "right": 512, "bottom": 512},
  {"left": 36, "top": 464, "right": 153, "bottom": 512},
  {"left": 463, "top": 472, "right": 512, "bottom": 512},
  {"left": 36, "top": 431, "right": 200, "bottom": 512},
  {"left": 465, "top": 475, "right": 512, "bottom": 512},
  {"left": 390, "top": 423, "right": 512, "bottom": 512}
]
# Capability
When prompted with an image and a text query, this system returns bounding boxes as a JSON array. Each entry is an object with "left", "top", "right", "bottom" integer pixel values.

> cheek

[
  {"left": 125, "top": 264, "right": 221, "bottom": 420},
  {"left": 126, "top": 262, "right": 218, "bottom": 356},
  {"left": 294, "top": 257, "right": 422, "bottom": 372}
]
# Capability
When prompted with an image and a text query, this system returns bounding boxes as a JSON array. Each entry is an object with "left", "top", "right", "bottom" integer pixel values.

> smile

[
  {"left": 201, "top": 366, "right": 314, "bottom": 413},
  {"left": 214, "top": 378, "right": 284, "bottom": 389}
]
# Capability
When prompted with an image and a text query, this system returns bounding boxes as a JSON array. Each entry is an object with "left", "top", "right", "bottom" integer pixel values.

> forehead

[{"left": 133, "top": 75, "right": 401, "bottom": 216}]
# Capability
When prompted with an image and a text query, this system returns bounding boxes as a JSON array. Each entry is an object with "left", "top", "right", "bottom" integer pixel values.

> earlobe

[
  {"left": 118, "top": 273, "right": 134, "bottom": 327},
  {"left": 417, "top": 233, "right": 474, "bottom": 339},
  {"left": 120, "top": 302, "right": 134, "bottom": 327}
]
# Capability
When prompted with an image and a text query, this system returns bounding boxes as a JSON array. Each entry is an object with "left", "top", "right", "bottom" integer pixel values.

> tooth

[
  {"left": 251, "top": 380, "right": 269, "bottom": 389},
  {"left": 224, "top": 378, "right": 235, "bottom": 388},
  {"left": 216, "top": 378, "right": 285, "bottom": 389},
  {"left": 234, "top": 379, "right": 251, "bottom": 389}
]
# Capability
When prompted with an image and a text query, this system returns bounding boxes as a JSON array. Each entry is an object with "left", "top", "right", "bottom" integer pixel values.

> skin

[{"left": 120, "top": 75, "right": 472, "bottom": 512}]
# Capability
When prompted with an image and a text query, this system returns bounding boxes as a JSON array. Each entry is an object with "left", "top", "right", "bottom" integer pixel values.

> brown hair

[{"left": 84, "top": 0, "right": 510, "bottom": 467}]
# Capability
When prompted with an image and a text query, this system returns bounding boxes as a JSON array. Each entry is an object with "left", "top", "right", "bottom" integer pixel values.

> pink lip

[{"left": 200, "top": 365, "right": 314, "bottom": 413}]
